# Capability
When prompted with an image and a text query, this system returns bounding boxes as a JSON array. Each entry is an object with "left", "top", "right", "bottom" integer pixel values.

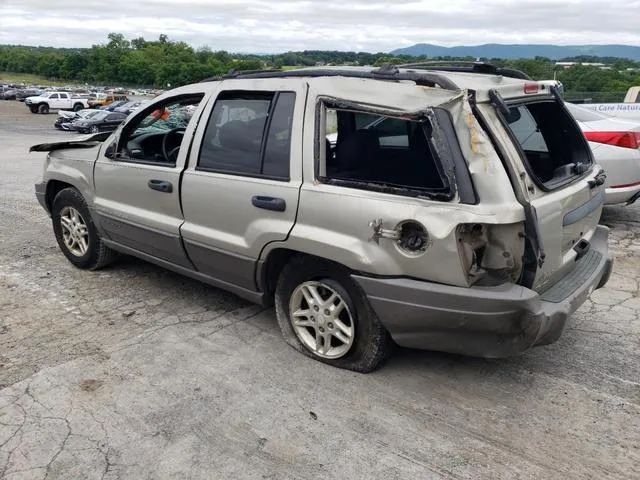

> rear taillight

[{"left": 584, "top": 131, "right": 640, "bottom": 149}]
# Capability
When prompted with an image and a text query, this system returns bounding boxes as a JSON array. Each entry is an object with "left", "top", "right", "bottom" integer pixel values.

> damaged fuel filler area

[{"left": 316, "top": 95, "right": 526, "bottom": 287}]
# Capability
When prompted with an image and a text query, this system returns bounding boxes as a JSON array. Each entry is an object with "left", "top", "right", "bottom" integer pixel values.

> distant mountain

[{"left": 390, "top": 44, "right": 640, "bottom": 61}]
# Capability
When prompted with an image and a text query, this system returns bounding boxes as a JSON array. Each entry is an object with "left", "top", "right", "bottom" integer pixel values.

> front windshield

[{"left": 79, "top": 110, "right": 101, "bottom": 119}]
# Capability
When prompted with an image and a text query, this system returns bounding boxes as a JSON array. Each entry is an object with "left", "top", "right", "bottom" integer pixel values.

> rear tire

[
  {"left": 38, "top": 103, "right": 49, "bottom": 114},
  {"left": 274, "top": 256, "right": 392, "bottom": 373},
  {"left": 51, "top": 188, "right": 117, "bottom": 270}
]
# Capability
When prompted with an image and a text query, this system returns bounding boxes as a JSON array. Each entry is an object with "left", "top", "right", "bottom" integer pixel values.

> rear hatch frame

[{"left": 474, "top": 86, "right": 606, "bottom": 292}]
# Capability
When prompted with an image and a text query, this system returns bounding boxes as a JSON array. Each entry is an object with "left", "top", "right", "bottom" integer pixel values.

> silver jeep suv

[{"left": 33, "top": 63, "right": 613, "bottom": 372}]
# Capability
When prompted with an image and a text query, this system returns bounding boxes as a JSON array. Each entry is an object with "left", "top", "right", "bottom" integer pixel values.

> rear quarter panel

[{"left": 590, "top": 143, "right": 640, "bottom": 189}]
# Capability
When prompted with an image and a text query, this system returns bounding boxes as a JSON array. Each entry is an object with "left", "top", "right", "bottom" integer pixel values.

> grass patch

[{"left": 0, "top": 72, "right": 83, "bottom": 87}]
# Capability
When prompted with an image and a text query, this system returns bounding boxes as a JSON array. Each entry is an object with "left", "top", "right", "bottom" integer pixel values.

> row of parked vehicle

[
  {"left": 54, "top": 99, "right": 148, "bottom": 133},
  {"left": 0, "top": 87, "right": 45, "bottom": 101}
]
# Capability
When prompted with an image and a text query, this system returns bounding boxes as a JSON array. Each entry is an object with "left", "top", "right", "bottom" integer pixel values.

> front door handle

[
  {"left": 148, "top": 179, "right": 173, "bottom": 193},
  {"left": 251, "top": 196, "right": 286, "bottom": 212}
]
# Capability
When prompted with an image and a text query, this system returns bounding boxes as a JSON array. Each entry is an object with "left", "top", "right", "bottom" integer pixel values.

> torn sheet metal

[
  {"left": 442, "top": 91, "right": 521, "bottom": 209},
  {"left": 308, "top": 76, "right": 464, "bottom": 115},
  {"left": 30, "top": 131, "right": 111, "bottom": 152}
]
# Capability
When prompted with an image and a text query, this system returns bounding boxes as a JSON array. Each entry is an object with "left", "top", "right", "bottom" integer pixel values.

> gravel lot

[{"left": 1, "top": 100, "right": 639, "bottom": 480}]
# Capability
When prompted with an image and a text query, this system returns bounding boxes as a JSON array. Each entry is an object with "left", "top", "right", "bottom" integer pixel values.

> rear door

[
  {"left": 104, "top": 113, "right": 125, "bottom": 131},
  {"left": 484, "top": 97, "right": 605, "bottom": 291},
  {"left": 57, "top": 93, "right": 71, "bottom": 109},
  {"left": 180, "top": 79, "right": 306, "bottom": 291}
]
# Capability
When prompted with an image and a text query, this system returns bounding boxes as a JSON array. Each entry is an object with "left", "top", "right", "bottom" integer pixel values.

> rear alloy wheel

[
  {"left": 275, "top": 256, "right": 391, "bottom": 372},
  {"left": 38, "top": 103, "right": 49, "bottom": 114},
  {"left": 289, "top": 280, "right": 356, "bottom": 359},
  {"left": 51, "top": 188, "right": 117, "bottom": 270}
]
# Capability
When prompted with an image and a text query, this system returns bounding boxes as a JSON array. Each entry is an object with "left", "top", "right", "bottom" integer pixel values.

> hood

[
  {"left": 58, "top": 110, "right": 78, "bottom": 119},
  {"left": 29, "top": 131, "right": 111, "bottom": 152}
]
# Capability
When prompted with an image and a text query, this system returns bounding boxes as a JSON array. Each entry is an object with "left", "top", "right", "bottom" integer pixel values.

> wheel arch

[
  {"left": 45, "top": 179, "right": 76, "bottom": 212},
  {"left": 257, "top": 247, "right": 353, "bottom": 306}
]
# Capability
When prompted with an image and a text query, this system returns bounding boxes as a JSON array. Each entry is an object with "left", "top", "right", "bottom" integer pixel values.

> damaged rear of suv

[{"left": 33, "top": 63, "right": 613, "bottom": 372}]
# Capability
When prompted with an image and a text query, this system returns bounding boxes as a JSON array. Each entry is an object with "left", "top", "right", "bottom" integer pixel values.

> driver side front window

[{"left": 117, "top": 94, "right": 204, "bottom": 165}]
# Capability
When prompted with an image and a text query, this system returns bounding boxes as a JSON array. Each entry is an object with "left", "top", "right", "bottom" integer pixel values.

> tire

[
  {"left": 29, "top": 105, "right": 38, "bottom": 114},
  {"left": 73, "top": 103, "right": 83, "bottom": 112},
  {"left": 38, "top": 103, "right": 49, "bottom": 114},
  {"left": 274, "top": 256, "right": 392, "bottom": 373},
  {"left": 51, "top": 188, "right": 117, "bottom": 270},
  {"left": 89, "top": 125, "right": 99, "bottom": 133}
]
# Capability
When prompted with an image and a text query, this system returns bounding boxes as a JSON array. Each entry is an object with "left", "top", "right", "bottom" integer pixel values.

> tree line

[{"left": 2, "top": 33, "right": 640, "bottom": 100}]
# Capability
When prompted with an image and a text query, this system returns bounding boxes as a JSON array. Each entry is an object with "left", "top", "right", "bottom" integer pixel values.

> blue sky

[{"left": 1, "top": 0, "right": 639, "bottom": 52}]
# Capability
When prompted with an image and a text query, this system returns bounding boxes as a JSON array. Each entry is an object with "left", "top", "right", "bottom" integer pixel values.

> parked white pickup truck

[
  {"left": 579, "top": 86, "right": 640, "bottom": 121},
  {"left": 24, "top": 91, "right": 91, "bottom": 114}
]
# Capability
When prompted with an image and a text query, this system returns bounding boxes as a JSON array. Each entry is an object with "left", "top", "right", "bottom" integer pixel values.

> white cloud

[{"left": 1, "top": 0, "right": 639, "bottom": 52}]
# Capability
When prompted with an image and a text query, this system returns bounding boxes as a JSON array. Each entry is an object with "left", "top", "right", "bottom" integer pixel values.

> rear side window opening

[
  {"left": 318, "top": 104, "right": 452, "bottom": 201},
  {"left": 503, "top": 100, "right": 593, "bottom": 189}
]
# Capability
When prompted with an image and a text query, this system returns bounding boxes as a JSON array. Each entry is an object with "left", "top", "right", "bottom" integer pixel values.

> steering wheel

[{"left": 161, "top": 127, "right": 186, "bottom": 162}]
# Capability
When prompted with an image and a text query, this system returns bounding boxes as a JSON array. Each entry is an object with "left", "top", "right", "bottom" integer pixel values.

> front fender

[{"left": 39, "top": 145, "right": 102, "bottom": 209}]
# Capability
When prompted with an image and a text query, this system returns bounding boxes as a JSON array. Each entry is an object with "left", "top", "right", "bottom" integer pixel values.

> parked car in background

[
  {"left": 16, "top": 89, "right": 44, "bottom": 101},
  {"left": 55, "top": 109, "right": 103, "bottom": 131},
  {"left": 73, "top": 111, "right": 127, "bottom": 133},
  {"left": 88, "top": 94, "right": 128, "bottom": 108},
  {"left": 0, "top": 88, "right": 19, "bottom": 100},
  {"left": 32, "top": 64, "right": 613, "bottom": 372},
  {"left": 98, "top": 100, "right": 129, "bottom": 111},
  {"left": 25, "top": 92, "right": 91, "bottom": 114},
  {"left": 113, "top": 101, "right": 147, "bottom": 115},
  {"left": 566, "top": 103, "right": 640, "bottom": 205}
]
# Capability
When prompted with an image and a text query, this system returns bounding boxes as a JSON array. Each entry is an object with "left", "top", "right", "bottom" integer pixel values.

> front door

[
  {"left": 180, "top": 79, "right": 307, "bottom": 291},
  {"left": 93, "top": 90, "right": 210, "bottom": 268}
]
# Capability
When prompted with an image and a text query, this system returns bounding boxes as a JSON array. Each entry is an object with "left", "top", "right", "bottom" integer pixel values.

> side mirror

[{"left": 104, "top": 142, "right": 116, "bottom": 159}]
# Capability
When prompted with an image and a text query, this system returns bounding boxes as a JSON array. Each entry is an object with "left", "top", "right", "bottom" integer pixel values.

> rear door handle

[
  {"left": 148, "top": 179, "right": 173, "bottom": 193},
  {"left": 251, "top": 196, "right": 286, "bottom": 212}
]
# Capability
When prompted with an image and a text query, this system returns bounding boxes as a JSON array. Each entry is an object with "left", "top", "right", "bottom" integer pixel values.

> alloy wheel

[
  {"left": 59, "top": 206, "right": 89, "bottom": 257},
  {"left": 288, "top": 281, "right": 355, "bottom": 359}
]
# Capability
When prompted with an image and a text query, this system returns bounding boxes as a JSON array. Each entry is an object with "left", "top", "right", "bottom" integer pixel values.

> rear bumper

[
  {"left": 353, "top": 225, "right": 613, "bottom": 358},
  {"left": 605, "top": 185, "right": 640, "bottom": 205}
]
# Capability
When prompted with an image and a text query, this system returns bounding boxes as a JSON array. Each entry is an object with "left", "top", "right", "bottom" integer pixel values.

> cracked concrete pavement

[{"left": 1, "top": 100, "right": 639, "bottom": 479}]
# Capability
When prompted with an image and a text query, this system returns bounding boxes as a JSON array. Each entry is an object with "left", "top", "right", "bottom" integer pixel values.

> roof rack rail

[
  {"left": 200, "top": 66, "right": 460, "bottom": 91},
  {"left": 200, "top": 68, "right": 282, "bottom": 82},
  {"left": 397, "top": 61, "right": 532, "bottom": 80}
]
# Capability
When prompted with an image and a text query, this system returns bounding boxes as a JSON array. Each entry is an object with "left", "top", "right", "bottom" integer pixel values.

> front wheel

[
  {"left": 51, "top": 188, "right": 117, "bottom": 270},
  {"left": 38, "top": 103, "right": 49, "bottom": 114},
  {"left": 29, "top": 105, "right": 38, "bottom": 113},
  {"left": 73, "top": 103, "right": 83, "bottom": 112},
  {"left": 89, "top": 125, "right": 99, "bottom": 133},
  {"left": 274, "top": 256, "right": 391, "bottom": 372}
]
